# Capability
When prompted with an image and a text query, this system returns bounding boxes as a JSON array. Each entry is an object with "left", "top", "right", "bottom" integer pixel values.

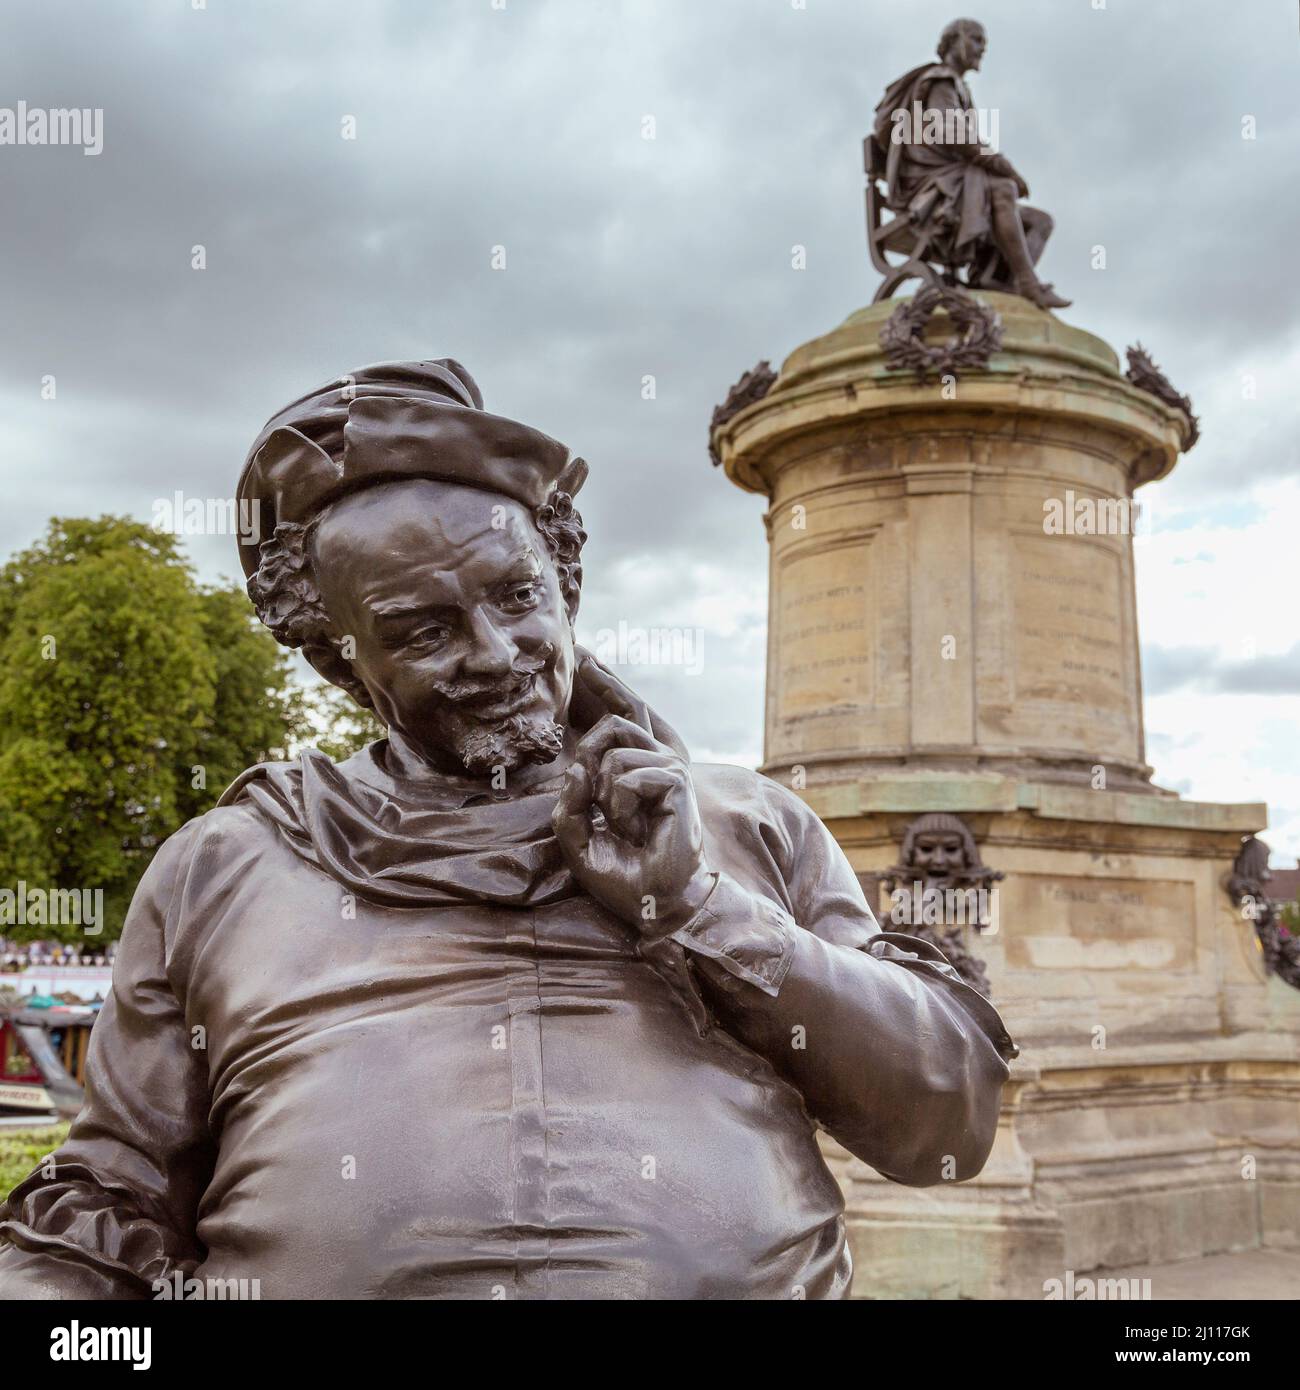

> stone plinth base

[
  {"left": 712, "top": 295, "right": 1299, "bottom": 1296},
  {"left": 802, "top": 775, "right": 1300, "bottom": 1298},
  {"left": 1083, "top": 1248, "right": 1300, "bottom": 1301},
  {"left": 827, "top": 1056, "right": 1300, "bottom": 1299}
]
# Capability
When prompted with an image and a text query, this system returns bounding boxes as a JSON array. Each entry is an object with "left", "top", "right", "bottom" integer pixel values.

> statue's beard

[{"left": 453, "top": 713, "right": 565, "bottom": 777}]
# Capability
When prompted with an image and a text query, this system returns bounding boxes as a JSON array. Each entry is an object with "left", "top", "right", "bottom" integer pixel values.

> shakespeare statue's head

[
  {"left": 238, "top": 359, "right": 588, "bottom": 778},
  {"left": 938, "top": 17, "right": 986, "bottom": 74},
  {"left": 899, "top": 812, "right": 979, "bottom": 882}
]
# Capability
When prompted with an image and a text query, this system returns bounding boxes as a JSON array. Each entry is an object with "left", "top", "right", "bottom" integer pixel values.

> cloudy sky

[{"left": 3, "top": 0, "right": 1298, "bottom": 857}]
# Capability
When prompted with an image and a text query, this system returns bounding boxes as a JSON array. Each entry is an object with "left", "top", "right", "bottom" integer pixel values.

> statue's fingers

[
  {"left": 604, "top": 778, "right": 650, "bottom": 846},
  {"left": 574, "top": 713, "right": 662, "bottom": 781},
  {"left": 593, "top": 747, "right": 676, "bottom": 815},
  {"left": 604, "top": 766, "right": 681, "bottom": 838},
  {"left": 576, "top": 654, "right": 654, "bottom": 734},
  {"left": 551, "top": 763, "right": 593, "bottom": 860}
]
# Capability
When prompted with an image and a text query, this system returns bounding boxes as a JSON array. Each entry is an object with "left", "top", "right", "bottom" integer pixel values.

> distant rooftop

[{"left": 1270, "top": 866, "right": 1300, "bottom": 903}]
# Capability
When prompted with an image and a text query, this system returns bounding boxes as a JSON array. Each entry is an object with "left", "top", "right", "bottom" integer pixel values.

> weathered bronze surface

[
  {"left": 0, "top": 362, "right": 1015, "bottom": 1299},
  {"left": 1125, "top": 343, "right": 1201, "bottom": 450},
  {"left": 708, "top": 360, "right": 777, "bottom": 466},
  {"left": 867, "top": 18, "right": 1069, "bottom": 309}
]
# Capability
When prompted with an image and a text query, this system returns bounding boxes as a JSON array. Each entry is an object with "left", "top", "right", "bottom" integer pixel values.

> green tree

[
  {"left": 0, "top": 517, "right": 306, "bottom": 944},
  {"left": 297, "top": 681, "right": 386, "bottom": 763},
  {"left": 174, "top": 585, "right": 310, "bottom": 823}
]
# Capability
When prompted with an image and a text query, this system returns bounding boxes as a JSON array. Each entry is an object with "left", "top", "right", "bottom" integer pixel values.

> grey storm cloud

[
  {"left": 1141, "top": 644, "right": 1218, "bottom": 696},
  {"left": 1142, "top": 642, "right": 1300, "bottom": 697},
  {"left": 2, "top": 0, "right": 1297, "bottom": 764}
]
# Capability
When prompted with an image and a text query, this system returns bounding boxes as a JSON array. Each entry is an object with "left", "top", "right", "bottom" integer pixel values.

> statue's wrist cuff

[{"left": 669, "top": 872, "right": 797, "bottom": 997}]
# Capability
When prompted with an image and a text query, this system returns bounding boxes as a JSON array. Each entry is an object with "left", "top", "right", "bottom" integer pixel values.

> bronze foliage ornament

[
  {"left": 1124, "top": 343, "right": 1201, "bottom": 451},
  {"left": 878, "top": 283, "right": 1004, "bottom": 382},
  {"left": 708, "top": 359, "right": 777, "bottom": 466}
]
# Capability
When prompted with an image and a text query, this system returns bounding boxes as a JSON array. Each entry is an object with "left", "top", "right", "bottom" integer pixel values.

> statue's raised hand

[{"left": 553, "top": 663, "right": 714, "bottom": 939}]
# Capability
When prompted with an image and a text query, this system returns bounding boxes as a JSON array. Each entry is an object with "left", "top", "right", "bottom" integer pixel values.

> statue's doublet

[
  {"left": 3, "top": 750, "right": 884, "bottom": 1299},
  {"left": 178, "top": 762, "right": 855, "bottom": 1298},
  {"left": 1, "top": 698, "right": 1016, "bottom": 1302}
]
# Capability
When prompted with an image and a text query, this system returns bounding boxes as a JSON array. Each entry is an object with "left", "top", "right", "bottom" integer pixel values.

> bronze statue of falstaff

[{"left": 0, "top": 360, "right": 1016, "bottom": 1299}]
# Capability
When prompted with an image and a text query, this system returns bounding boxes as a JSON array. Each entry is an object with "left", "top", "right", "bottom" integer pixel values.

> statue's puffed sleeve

[
  {"left": 0, "top": 820, "right": 215, "bottom": 1298},
  {"left": 673, "top": 782, "right": 1017, "bottom": 1187}
]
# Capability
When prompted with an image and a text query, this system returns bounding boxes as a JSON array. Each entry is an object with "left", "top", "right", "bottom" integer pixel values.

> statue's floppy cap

[{"left": 235, "top": 359, "right": 587, "bottom": 579}]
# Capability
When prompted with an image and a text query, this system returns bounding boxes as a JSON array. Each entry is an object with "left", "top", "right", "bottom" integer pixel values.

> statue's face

[
  {"left": 312, "top": 478, "right": 576, "bottom": 777},
  {"left": 911, "top": 831, "right": 967, "bottom": 878},
  {"left": 948, "top": 23, "right": 986, "bottom": 73}
]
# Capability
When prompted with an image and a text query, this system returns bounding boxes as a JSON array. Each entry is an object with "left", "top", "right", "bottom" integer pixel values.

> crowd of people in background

[{"left": 0, "top": 939, "right": 115, "bottom": 973}]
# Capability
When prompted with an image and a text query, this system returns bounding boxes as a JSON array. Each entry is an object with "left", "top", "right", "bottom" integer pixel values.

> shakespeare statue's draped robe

[
  {"left": 873, "top": 60, "right": 999, "bottom": 274},
  {"left": 0, "top": 687, "right": 1015, "bottom": 1300}
]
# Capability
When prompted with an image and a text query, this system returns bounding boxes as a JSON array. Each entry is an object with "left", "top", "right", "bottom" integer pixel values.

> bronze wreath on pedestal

[{"left": 878, "top": 284, "right": 1004, "bottom": 382}]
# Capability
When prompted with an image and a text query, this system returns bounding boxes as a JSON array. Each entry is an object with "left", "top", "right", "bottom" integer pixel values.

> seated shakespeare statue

[
  {"left": 0, "top": 360, "right": 1017, "bottom": 1299},
  {"left": 872, "top": 17, "right": 1070, "bottom": 309}
]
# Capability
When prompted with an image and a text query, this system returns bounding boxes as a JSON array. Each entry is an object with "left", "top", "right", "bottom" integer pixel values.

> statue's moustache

[{"left": 431, "top": 651, "right": 553, "bottom": 707}]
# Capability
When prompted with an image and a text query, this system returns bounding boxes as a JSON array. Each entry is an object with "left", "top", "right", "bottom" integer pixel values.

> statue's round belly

[{"left": 195, "top": 947, "right": 846, "bottom": 1299}]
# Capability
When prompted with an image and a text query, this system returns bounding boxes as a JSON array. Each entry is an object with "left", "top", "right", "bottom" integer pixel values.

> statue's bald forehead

[{"left": 314, "top": 477, "right": 535, "bottom": 560}]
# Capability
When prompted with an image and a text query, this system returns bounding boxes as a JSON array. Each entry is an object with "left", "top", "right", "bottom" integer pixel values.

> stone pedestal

[{"left": 713, "top": 292, "right": 1300, "bottom": 1297}]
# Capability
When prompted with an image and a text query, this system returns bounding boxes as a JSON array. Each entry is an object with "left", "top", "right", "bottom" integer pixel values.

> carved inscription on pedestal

[
  {"left": 775, "top": 538, "right": 874, "bottom": 721},
  {"left": 1013, "top": 536, "right": 1128, "bottom": 712},
  {"left": 1003, "top": 873, "right": 1196, "bottom": 972}
]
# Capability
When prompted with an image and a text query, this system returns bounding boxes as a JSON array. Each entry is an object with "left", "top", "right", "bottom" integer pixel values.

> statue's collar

[
  {"left": 216, "top": 661, "right": 684, "bottom": 909},
  {"left": 354, "top": 727, "right": 569, "bottom": 807}
]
